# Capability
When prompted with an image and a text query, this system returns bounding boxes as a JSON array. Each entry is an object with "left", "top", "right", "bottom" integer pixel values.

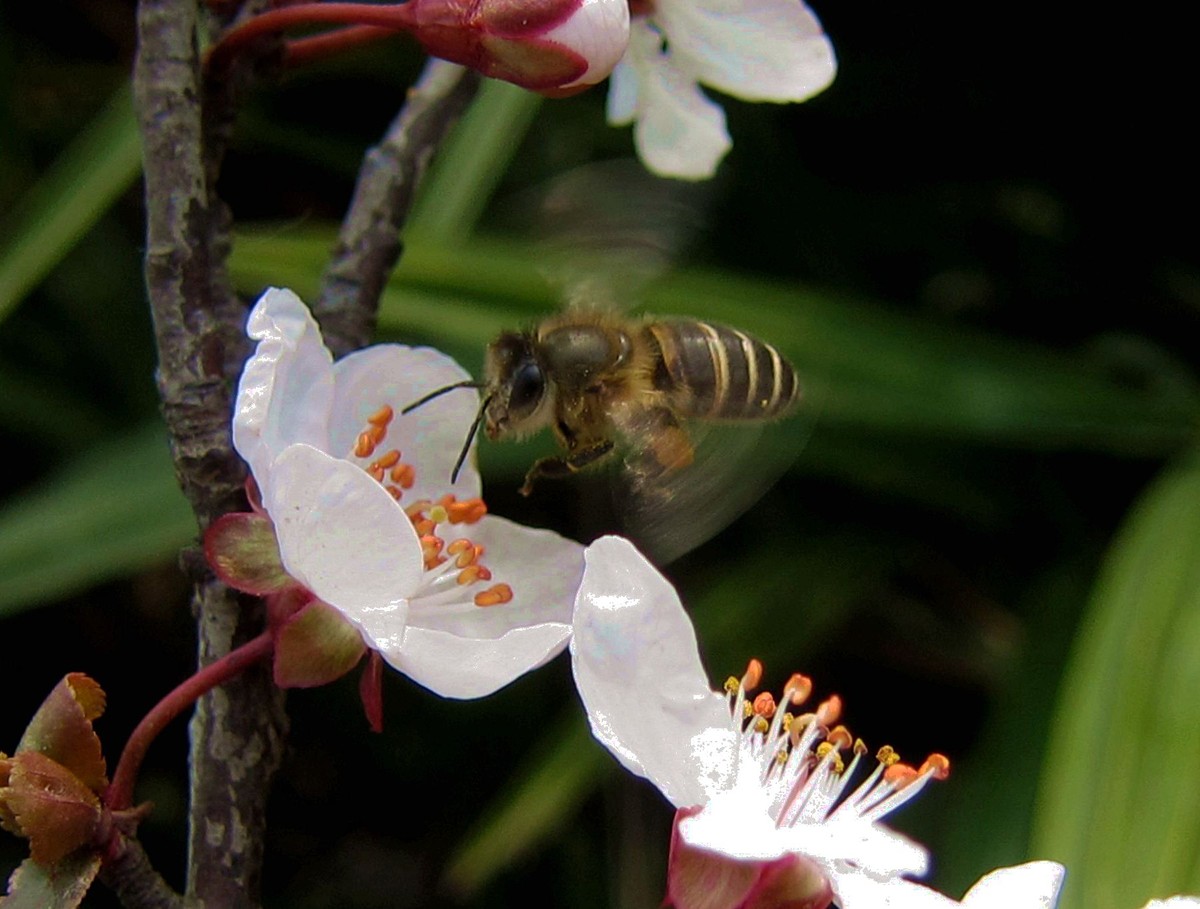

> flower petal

[
  {"left": 780, "top": 815, "right": 930, "bottom": 880},
  {"left": 392, "top": 515, "right": 582, "bottom": 698},
  {"left": 831, "top": 872, "right": 960, "bottom": 909},
  {"left": 678, "top": 783, "right": 791, "bottom": 861},
  {"left": 606, "top": 57, "right": 640, "bottom": 126},
  {"left": 570, "top": 535, "right": 732, "bottom": 808},
  {"left": 622, "top": 19, "right": 732, "bottom": 180},
  {"left": 408, "top": 515, "right": 583, "bottom": 637},
  {"left": 262, "top": 444, "right": 421, "bottom": 627},
  {"left": 656, "top": 0, "right": 836, "bottom": 102},
  {"left": 385, "top": 621, "right": 572, "bottom": 699},
  {"left": 233, "top": 288, "right": 335, "bottom": 486},
  {"left": 330, "top": 344, "right": 483, "bottom": 502},
  {"left": 960, "top": 861, "right": 1065, "bottom": 909}
]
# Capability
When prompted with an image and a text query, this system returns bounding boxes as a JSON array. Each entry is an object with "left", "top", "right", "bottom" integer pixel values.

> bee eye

[{"left": 509, "top": 362, "right": 544, "bottom": 412}]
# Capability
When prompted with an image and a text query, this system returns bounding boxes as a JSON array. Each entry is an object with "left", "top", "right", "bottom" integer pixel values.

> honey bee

[{"left": 403, "top": 306, "right": 802, "bottom": 559}]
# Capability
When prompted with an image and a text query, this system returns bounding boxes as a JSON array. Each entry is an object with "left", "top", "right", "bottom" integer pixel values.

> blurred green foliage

[{"left": 1, "top": 2, "right": 1199, "bottom": 908}]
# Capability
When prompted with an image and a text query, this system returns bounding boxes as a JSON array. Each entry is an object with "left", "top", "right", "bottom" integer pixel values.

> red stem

[
  {"left": 207, "top": 2, "right": 418, "bottom": 69},
  {"left": 285, "top": 24, "right": 400, "bottom": 68},
  {"left": 105, "top": 631, "right": 275, "bottom": 811}
]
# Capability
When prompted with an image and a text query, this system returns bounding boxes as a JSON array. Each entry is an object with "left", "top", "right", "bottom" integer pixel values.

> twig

[
  {"left": 133, "top": 0, "right": 287, "bottom": 905},
  {"left": 314, "top": 59, "right": 481, "bottom": 356}
]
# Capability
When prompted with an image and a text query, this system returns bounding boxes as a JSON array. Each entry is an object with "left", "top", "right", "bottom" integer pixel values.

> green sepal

[
  {"left": 204, "top": 512, "right": 291, "bottom": 595},
  {"left": 274, "top": 599, "right": 368, "bottom": 689}
]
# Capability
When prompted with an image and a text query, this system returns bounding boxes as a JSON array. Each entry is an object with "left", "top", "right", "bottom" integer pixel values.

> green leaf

[
  {"left": 1030, "top": 454, "right": 1200, "bottom": 909},
  {"left": 0, "top": 423, "right": 195, "bottom": 617},
  {"left": 0, "top": 84, "right": 141, "bottom": 323},
  {"left": 407, "top": 78, "right": 544, "bottom": 241}
]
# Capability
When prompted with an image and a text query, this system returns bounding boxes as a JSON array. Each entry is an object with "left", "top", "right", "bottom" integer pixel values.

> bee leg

[{"left": 519, "top": 440, "right": 615, "bottom": 496}]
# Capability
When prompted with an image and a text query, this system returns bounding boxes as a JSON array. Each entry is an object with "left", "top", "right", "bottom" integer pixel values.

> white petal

[
  {"left": 677, "top": 783, "right": 790, "bottom": 861},
  {"left": 656, "top": 0, "right": 836, "bottom": 102},
  {"left": 832, "top": 872, "right": 960, "bottom": 909},
  {"left": 329, "top": 344, "right": 482, "bottom": 502},
  {"left": 384, "top": 622, "right": 572, "bottom": 699},
  {"left": 570, "top": 536, "right": 732, "bottom": 808},
  {"left": 1143, "top": 900, "right": 1200, "bottom": 909},
  {"left": 624, "top": 19, "right": 732, "bottom": 180},
  {"left": 263, "top": 444, "right": 422, "bottom": 631},
  {"left": 606, "top": 57, "right": 640, "bottom": 126},
  {"left": 233, "top": 288, "right": 335, "bottom": 487},
  {"left": 408, "top": 515, "right": 583, "bottom": 639},
  {"left": 960, "top": 861, "right": 1065, "bottom": 909},
  {"left": 779, "top": 816, "right": 929, "bottom": 880},
  {"left": 550, "top": 0, "right": 631, "bottom": 87}
]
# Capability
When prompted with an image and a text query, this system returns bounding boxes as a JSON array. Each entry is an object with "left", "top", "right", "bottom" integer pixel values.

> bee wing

[
  {"left": 615, "top": 411, "right": 817, "bottom": 566},
  {"left": 495, "top": 158, "right": 714, "bottom": 312}
]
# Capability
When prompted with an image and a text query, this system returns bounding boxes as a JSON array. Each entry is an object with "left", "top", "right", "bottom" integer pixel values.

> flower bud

[{"left": 407, "top": 0, "right": 630, "bottom": 94}]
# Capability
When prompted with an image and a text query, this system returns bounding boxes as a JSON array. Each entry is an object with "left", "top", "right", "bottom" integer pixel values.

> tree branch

[
  {"left": 133, "top": 0, "right": 287, "bottom": 906},
  {"left": 314, "top": 59, "right": 481, "bottom": 356}
]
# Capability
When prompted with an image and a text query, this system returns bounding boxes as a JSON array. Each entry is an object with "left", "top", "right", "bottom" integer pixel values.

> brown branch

[
  {"left": 313, "top": 59, "right": 481, "bottom": 357},
  {"left": 99, "top": 837, "right": 196, "bottom": 909},
  {"left": 133, "top": 0, "right": 287, "bottom": 906}
]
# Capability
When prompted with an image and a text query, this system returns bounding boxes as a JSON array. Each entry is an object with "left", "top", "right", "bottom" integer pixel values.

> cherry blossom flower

[
  {"left": 606, "top": 0, "right": 836, "bottom": 179},
  {"left": 569, "top": 535, "right": 1065, "bottom": 909},
  {"left": 222, "top": 287, "right": 583, "bottom": 703}
]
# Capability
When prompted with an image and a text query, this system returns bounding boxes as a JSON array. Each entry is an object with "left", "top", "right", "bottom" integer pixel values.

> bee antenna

[
  {"left": 401, "top": 380, "right": 485, "bottom": 415},
  {"left": 451, "top": 393, "right": 492, "bottom": 485}
]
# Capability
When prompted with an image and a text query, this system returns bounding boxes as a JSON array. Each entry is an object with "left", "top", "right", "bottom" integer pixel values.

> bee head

[{"left": 484, "top": 332, "right": 548, "bottom": 439}]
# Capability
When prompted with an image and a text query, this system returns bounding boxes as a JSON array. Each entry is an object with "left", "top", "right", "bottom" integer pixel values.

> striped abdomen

[{"left": 645, "top": 320, "right": 800, "bottom": 420}]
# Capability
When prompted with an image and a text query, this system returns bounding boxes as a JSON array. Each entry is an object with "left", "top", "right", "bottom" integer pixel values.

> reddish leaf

[
  {"left": 665, "top": 807, "right": 760, "bottom": 909},
  {"left": 273, "top": 599, "right": 366, "bottom": 688},
  {"left": 742, "top": 856, "right": 832, "bottom": 909},
  {"left": 16, "top": 675, "right": 107, "bottom": 795},
  {"left": 0, "top": 851, "right": 102, "bottom": 909},
  {"left": 359, "top": 651, "right": 384, "bottom": 733},
  {"left": 2, "top": 752, "right": 102, "bottom": 865},
  {"left": 204, "top": 511, "right": 291, "bottom": 594}
]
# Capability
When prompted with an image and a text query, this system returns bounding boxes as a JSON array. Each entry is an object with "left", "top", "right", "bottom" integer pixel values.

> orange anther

[
  {"left": 815, "top": 694, "right": 842, "bottom": 727},
  {"left": 883, "top": 763, "right": 919, "bottom": 788},
  {"left": 425, "top": 554, "right": 447, "bottom": 569},
  {"left": 368, "top": 404, "right": 394, "bottom": 426},
  {"left": 473, "top": 544, "right": 485, "bottom": 560},
  {"left": 405, "top": 501, "right": 431, "bottom": 519},
  {"left": 921, "top": 753, "right": 951, "bottom": 780},
  {"left": 374, "top": 449, "right": 401, "bottom": 470},
  {"left": 385, "top": 485, "right": 402, "bottom": 500},
  {"left": 354, "top": 432, "right": 375, "bottom": 458},
  {"left": 474, "top": 584, "right": 513, "bottom": 607},
  {"left": 447, "top": 539, "right": 472, "bottom": 554},
  {"left": 456, "top": 565, "right": 484, "bottom": 585},
  {"left": 448, "top": 497, "right": 487, "bottom": 524},
  {"left": 421, "top": 535, "right": 444, "bottom": 553},
  {"left": 827, "top": 725, "right": 853, "bottom": 750},
  {"left": 413, "top": 519, "right": 434, "bottom": 537},
  {"left": 752, "top": 692, "right": 777, "bottom": 719},
  {"left": 784, "top": 673, "right": 812, "bottom": 704},
  {"left": 368, "top": 466, "right": 386, "bottom": 483},
  {"left": 742, "top": 658, "right": 763, "bottom": 691},
  {"left": 391, "top": 463, "right": 416, "bottom": 488}
]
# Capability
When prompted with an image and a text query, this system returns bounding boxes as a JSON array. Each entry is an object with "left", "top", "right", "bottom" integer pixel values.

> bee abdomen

[{"left": 647, "top": 321, "right": 799, "bottom": 420}]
